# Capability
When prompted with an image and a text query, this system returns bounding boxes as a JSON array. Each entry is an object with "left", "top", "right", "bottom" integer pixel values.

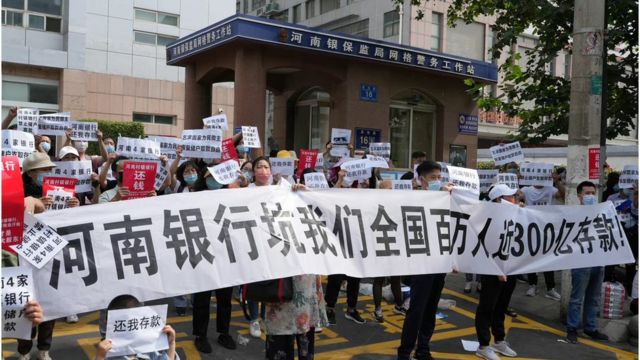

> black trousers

[
  {"left": 265, "top": 329, "right": 315, "bottom": 360},
  {"left": 528, "top": 271, "right": 555, "bottom": 290},
  {"left": 324, "top": 274, "right": 360, "bottom": 309},
  {"left": 397, "top": 273, "right": 446, "bottom": 359},
  {"left": 192, "top": 287, "right": 233, "bottom": 337},
  {"left": 17, "top": 320, "right": 55, "bottom": 354},
  {"left": 475, "top": 275, "right": 517, "bottom": 346},
  {"left": 373, "top": 276, "right": 403, "bottom": 308}
]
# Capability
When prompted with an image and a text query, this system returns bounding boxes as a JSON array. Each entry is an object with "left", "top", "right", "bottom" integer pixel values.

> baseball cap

[
  {"left": 489, "top": 183, "right": 517, "bottom": 200},
  {"left": 58, "top": 146, "right": 79, "bottom": 160}
]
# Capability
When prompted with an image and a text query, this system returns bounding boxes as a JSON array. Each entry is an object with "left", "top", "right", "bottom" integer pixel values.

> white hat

[
  {"left": 489, "top": 184, "right": 517, "bottom": 200},
  {"left": 58, "top": 146, "right": 79, "bottom": 160}
]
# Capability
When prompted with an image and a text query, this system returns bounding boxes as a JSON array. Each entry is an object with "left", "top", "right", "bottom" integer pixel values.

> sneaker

[
  {"left": 525, "top": 285, "right": 537, "bottom": 297},
  {"left": 175, "top": 307, "right": 186, "bottom": 316},
  {"left": 345, "top": 309, "right": 366, "bottom": 324},
  {"left": 217, "top": 333, "right": 237, "bottom": 350},
  {"left": 393, "top": 305, "right": 407, "bottom": 316},
  {"left": 505, "top": 307, "right": 517, "bottom": 318},
  {"left": 326, "top": 308, "right": 336, "bottom": 325},
  {"left": 412, "top": 353, "right": 434, "bottom": 360},
  {"left": 464, "top": 281, "right": 473, "bottom": 293},
  {"left": 66, "top": 314, "right": 79, "bottom": 323},
  {"left": 37, "top": 351, "right": 52, "bottom": 360},
  {"left": 373, "top": 308, "right": 384, "bottom": 323},
  {"left": 315, "top": 327, "right": 323, "bottom": 333},
  {"left": 584, "top": 329, "right": 609, "bottom": 341},
  {"left": 475, "top": 346, "right": 500, "bottom": 360},
  {"left": 545, "top": 288, "right": 561, "bottom": 301},
  {"left": 566, "top": 330, "right": 578, "bottom": 344},
  {"left": 18, "top": 354, "right": 31, "bottom": 360},
  {"left": 194, "top": 336, "right": 213, "bottom": 353},
  {"left": 491, "top": 341, "right": 517, "bottom": 357},
  {"left": 249, "top": 320, "right": 261, "bottom": 338}
]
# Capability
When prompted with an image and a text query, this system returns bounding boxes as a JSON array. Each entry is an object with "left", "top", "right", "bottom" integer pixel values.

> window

[
  {"left": 383, "top": 10, "right": 399, "bottom": 39},
  {"left": 320, "top": 0, "right": 339, "bottom": 14},
  {"left": 134, "top": 8, "right": 179, "bottom": 27},
  {"left": 446, "top": 19, "right": 485, "bottom": 60},
  {"left": 430, "top": 12, "right": 442, "bottom": 51},
  {"left": 134, "top": 31, "right": 177, "bottom": 46},
  {"left": 333, "top": 19, "right": 369, "bottom": 37},
  {"left": 306, "top": 0, "right": 315, "bottom": 18},
  {"left": 252, "top": 0, "right": 266, "bottom": 11},
  {"left": 2, "top": 0, "right": 62, "bottom": 32},
  {"left": 293, "top": 4, "right": 302, "bottom": 23},
  {"left": 3, "top": 80, "right": 58, "bottom": 105},
  {"left": 133, "top": 113, "right": 175, "bottom": 125}
]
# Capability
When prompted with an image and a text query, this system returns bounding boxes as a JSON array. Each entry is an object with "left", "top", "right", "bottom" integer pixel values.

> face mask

[
  {"left": 623, "top": 188, "right": 633, "bottom": 198},
  {"left": 36, "top": 173, "right": 46, "bottom": 186},
  {"left": 508, "top": 168, "right": 518, "bottom": 174},
  {"left": 427, "top": 180, "right": 442, "bottom": 191},
  {"left": 74, "top": 141, "right": 88, "bottom": 152},
  {"left": 243, "top": 171, "right": 253, "bottom": 182},
  {"left": 206, "top": 177, "right": 223, "bottom": 190},
  {"left": 237, "top": 146, "right": 249, "bottom": 154},
  {"left": 40, "top": 142, "right": 51, "bottom": 153},
  {"left": 106, "top": 145, "right": 115, "bottom": 154},
  {"left": 184, "top": 174, "right": 198, "bottom": 185},
  {"left": 583, "top": 194, "right": 597, "bottom": 205}
]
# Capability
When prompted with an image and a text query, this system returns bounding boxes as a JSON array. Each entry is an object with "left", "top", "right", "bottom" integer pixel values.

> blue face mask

[
  {"left": 427, "top": 180, "right": 442, "bottom": 191},
  {"left": 106, "top": 145, "right": 115, "bottom": 154},
  {"left": 237, "top": 146, "right": 249, "bottom": 154},
  {"left": 40, "top": 142, "right": 51, "bottom": 153},
  {"left": 243, "top": 171, "right": 253, "bottom": 182},
  {"left": 623, "top": 188, "right": 633, "bottom": 198},
  {"left": 36, "top": 173, "right": 46, "bottom": 186},
  {"left": 206, "top": 177, "right": 223, "bottom": 190},
  {"left": 583, "top": 194, "right": 597, "bottom": 205},
  {"left": 183, "top": 174, "right": 198, "bottom": 185}
]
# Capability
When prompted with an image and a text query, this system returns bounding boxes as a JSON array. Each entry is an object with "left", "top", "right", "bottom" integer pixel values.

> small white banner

[
  {"left": 208, "top": 160, "right": 240, "bottom": 185},
  {"left": 489, "top": 141, "right": 524, "bottom": 166},
  {"left": 241, "top": 126, "right": 261, "bottom": 148},
  {"left": 271, "top": 158, "right": 295, "bottom": 176},
  {"left": 366, "top": 155, "right": 389, "bottom": 169},
  {"left": 447, "top": 166, "right": 480, "bottom": 194},
  {"left": 105, "top": 304, "right": 169, "bottom": 358},
  {"left": 1, "top": 130, "right": 35, "bottom": 166},
  {"left": 1, "top": 267, "right": 35, "bottom": 340},
  {"left": 495, "top": 173, "right": 519, "bottom": 190},
  {"left": 13, "top": 213, "right": 68, "bottom": 269},
  {"left": 477, "top": 169, "right": 499, "bottom": 193},
  {"left": 619, "top": 165, "right": 638, "bottom": 189},
  {"left": 331, "top": 128, "right": 351, "bottom": 146},
  {"left": 50, "top": 160, "right": 93, "bottom": 193},
  {"left": 391, "top": 180, "right": 412, "bottom": 190},
  {"left": 330, "top": 145, "right": 350, "bottom": 158},
  {"left": 202, "top": 114, "right": 228, "bottom": 131},
  {"left": 116, "top": 137, "right": 161, "bottom": 160},
  {"left": 17, "top": 108, "right": 38, "bottom": 134},
  {"left": 146, "top": 136, "right": 183, "bottom": 162},
  {"left": 180, "top": 129, "right": 222, "bottom": 159},
  {"left": 70, "top": 121, "right": 98, "bottom": 141},
  {"left": 46, "top": 188, "right": 74, "bottom": 211},
  {"left": 519, "top": 162, "right": 554, "bottom": 187},
  {"left": 304, "top": 172, "right": 329, "bottom": 189},
  {"left": 369, "top": 142, "right": 391, "bottom": 158},
  {"left": 36, "top": 112, "right": 71, "bottom": 136}
]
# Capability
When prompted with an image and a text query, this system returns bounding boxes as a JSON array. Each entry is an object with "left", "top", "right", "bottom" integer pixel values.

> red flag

[
  {"left": 122, "top": 161, "right": 157, "bottom": 199},
  {"left": 297, "top": 149, "right": 318, "bottom": 177},
  {"left": 221, "top": 138, "right": 239, "bottom": 162},
  {"left": 2, "top": 156, "right": 24, "bottom": 252}
]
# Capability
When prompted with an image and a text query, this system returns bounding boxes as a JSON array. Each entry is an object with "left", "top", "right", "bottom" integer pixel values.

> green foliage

[
  {"left": 393, "top": 0, "right": 638, "bottom": 144},
  {"left": 77, "top": 119, "right": 145, "bottom": 155},
  {"left": 476, "top": 160, "right": 496, "bottom": 169}
]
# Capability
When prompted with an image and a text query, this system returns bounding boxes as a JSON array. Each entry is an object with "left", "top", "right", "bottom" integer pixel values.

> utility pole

[{"left": 560, "top": 0, "right": 606, "bottom": 318}]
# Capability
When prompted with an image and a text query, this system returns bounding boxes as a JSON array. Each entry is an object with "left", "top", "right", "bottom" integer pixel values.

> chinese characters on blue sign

[
  {"left": 355, "top": 128, "right": 381, "bottom": 150},
  {"left": 457, "top": 114, "right": 478, "bottom": 136},
  {"left": 360, "top": 84, "right": 378, "bottom": 102}
]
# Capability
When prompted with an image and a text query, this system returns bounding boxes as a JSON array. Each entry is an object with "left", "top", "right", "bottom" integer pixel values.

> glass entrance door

[{"left": 389, "top": 105, "right": 435, "bottom": 168}]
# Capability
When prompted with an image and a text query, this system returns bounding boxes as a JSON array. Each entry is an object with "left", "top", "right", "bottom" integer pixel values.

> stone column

[
  {"left": 184, "top": 64, "right": 211, "bottom": 130},
  {"left": 234, "top": 46, "right": 266, "bottom": 156}
]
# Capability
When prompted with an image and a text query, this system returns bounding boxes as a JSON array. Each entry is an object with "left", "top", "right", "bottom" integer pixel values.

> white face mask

[{"left": 74, "top": 141, "right": 88, "bottom": 152}]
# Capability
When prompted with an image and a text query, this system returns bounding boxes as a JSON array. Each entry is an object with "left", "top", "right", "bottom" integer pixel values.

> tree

[{"left": 393, "top": 0, "right": 638, "bottom": 144}]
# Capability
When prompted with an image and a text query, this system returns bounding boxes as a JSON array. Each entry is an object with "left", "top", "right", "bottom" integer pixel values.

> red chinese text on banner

[
  {"left": 221, "top": 138, "right": 239, "bottom": 162},
  {"left": 122, "top": 161, "right": 158, "bottom": 199},
  {"left": 588, "top": 147, "right": 600, "bottom": 181},
  {"left": 2, "top": 156, "right": 25, "bottom": 252},
  {"left": 43, "top": 177, "right": 77, "bottom": 196},
  {"left": 297, "top": 149, "right": 318, "bottom": 178}
]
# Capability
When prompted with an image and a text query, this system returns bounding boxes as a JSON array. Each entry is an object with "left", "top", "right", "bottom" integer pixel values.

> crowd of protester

[{"left": 2, "top": 105, "right": 638, "bottom": 360}]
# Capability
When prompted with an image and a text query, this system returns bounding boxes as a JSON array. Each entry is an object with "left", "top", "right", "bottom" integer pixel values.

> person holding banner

[
  {"left": 474, "top": 184, "right": 519, "bottom": 360},
  {"left": 566, "top": 181, "right": 609, "bottom": 344},
  {"left": 34, "top": 135, "right": 52, "bottom": 156},
  {"left": 2, "top": 105, "right": 17, "bottom": 129},
  {"left": 21, "top": 152, "right": 79, "bottom": 210},
  {"left": 398, "top": 160, "right": 452, "bottom": 360}
]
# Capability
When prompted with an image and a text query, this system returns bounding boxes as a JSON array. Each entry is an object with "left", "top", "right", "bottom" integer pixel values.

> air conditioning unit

[{"left": 264, "top": 3, "right": 280, "bottom": 15}]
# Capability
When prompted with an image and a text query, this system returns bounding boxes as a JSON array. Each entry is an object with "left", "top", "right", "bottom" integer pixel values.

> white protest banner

[
  {"left": 202, "top": 114, "right": 228, "bottom": 131},
  {"left": 241, "top": 126, "right": 261, "bottom": 148},
  {"left": 489, "top": 141, "right": 524, "bottom": 166},
  {"left": 619, "top": 165, "right": 639, "bottom": 189},
  {"left": 437, "top": 162, "right": 450, "bottom": 183},
  {"left": 12, "top": 213, "right": 68, "bottom": 269},
  {"left": 366, "top": 155, "right": 389, "bottom": 169},
  {"left": 70, "top": 121, "right": 98, "bottom": 141},
  {"left": 391, "top": 180, "right": 412, "bottom": 190},
  {"left": 117, "top": 137, "right": 161, "bottom": 160},
  {"left": 331, "top": 128, "right": 351, "bottom": 146},
  {"left": 146, "top": 136, "right": 182, "bottom": 162},
  {"left": 495, "top": 173, "right": 519, "bottom": 190},
  {"left": 208, "top": 160, "right": 240, "bottom": 185},
  {"left": 154, "top": 161, "right": 170, "bottom": 190},
  {"left": 1, "top": 267, "right": 34, "bottom": 340},
  {"left": 342, "top": 159, "right": 372, "bottom": 184},
  {"left": 304, "top": 172, "right": 329, "bottom": 189},
  {"left": 17, "top": 108, "right": 38, "bottom": 134},
  {"left": 447, "top": 166, "right": 480, "bottom": 194},
  {"left": 181, "top": 129, "right": 222, "bottom": 159},
  {"left": 271, "top": 158, "right": 295, "bottom": 176},
  {"left": 47, "top": 188, "right": 74, "bottom": 211},
  {"left": 519, "top": 162, "right": 554, "bottom": 187},
  {"left": 106, "top": 304, "right": 169, "bottom": 357},
  {"left": 329, "top": 145, "right": 350, "bottom": 158},
  {"left": 1, "top": 130, "right": 35, "bottom": 166},
  {"left": 477, "top": 170, "right": 499, "bottom": 193},
  {"left": 50, "top": 160, "right": 93, "bottom": 193},
  {"left": 36, "top": 112, "right": 71, "bottom": 136},
  {"left": 369, "top": 142, "right": 391, "bottom": 158}
]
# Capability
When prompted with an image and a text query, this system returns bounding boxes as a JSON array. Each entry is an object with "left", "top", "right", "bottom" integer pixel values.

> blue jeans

[
  {"left": 248, "top": 300, "right": 265, "bottom": 321},
  {"left": 567, "top": 267, "right": 604, "bottom": 332}
]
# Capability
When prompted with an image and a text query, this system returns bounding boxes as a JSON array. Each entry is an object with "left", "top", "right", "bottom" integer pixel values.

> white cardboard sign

[
  {"left": 489, "top": 141, "right": 524, "bottom": 166},
  {"left": 241, "top": 126, "right": 261, "bottom": 148},
  {"left": 1, "top": 267, "right": 35, "bottom": 340},
  {"left": 12, "top": 213, "right": 68, "bottom": 269},
  {"left": 519, "top": 162, "right": 554, "bottom": 187},
  {"left": 105, "top": 304, "right": 169, "bottom": 358},
  {"left": 208, "top": 160, "right": 240, "bottom": 185}
]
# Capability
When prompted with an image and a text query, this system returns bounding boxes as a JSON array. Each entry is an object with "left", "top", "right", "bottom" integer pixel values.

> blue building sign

[
  {"left": 355, "top": 127, "right": 381, "bottom": 150},
  {"left": 458, "top": 114, "right": 479, "bottom": 136},
  {"left": 359, "top": 84, "right": 378, "bottom": 102},
  {"left": 166, "top": 15, "right": 498, "bottom": 83}
]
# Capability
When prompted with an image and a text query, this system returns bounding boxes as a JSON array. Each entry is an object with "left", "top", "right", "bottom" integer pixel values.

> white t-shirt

[{"left": 521, "top": 186, "right": 558, "bottom": 206}]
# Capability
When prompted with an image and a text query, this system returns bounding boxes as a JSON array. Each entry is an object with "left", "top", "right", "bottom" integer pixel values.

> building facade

[{"left": 2, "top": 0, "right": 235, "bottom": 138}]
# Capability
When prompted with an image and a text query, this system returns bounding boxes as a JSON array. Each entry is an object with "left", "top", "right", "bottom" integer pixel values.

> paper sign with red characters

[
  {"left": 122, "top": 161, "right": 157, "bottom": 200},
  {"left": 297, "top": 149, "right": 318, "bottom": 177},
  {"left": 221, "top": 138, "right": 239, "bottom": 162},
  {"left": 43, "top": 177, "right": 77, "bottom": 211}
]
